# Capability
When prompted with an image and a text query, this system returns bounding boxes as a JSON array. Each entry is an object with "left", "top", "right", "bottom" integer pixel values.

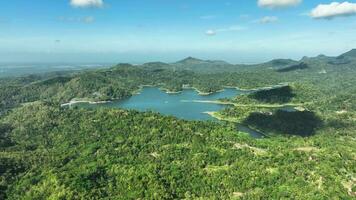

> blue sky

[{"left": 1, "top": 0, "right": 356, "bottom": 63}]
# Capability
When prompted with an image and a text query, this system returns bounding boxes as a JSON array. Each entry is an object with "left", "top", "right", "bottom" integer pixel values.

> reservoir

[
  {"left": 81, "top": 86, "right": 243, "bottom": 121},
  {"left": 74, "top": 86, "right": 267, "bottom": 138}
]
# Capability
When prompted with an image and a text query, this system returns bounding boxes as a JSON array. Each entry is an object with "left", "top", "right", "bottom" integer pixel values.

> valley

[{"left": 0, "top": 50, "right": 355, "bottom": 199}]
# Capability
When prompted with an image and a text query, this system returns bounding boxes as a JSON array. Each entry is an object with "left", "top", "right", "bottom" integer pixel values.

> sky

[{"left": 1, "top": 0, "right": 356, "bottom": 64}]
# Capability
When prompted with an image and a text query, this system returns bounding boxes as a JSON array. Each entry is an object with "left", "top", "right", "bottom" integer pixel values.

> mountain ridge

[
  {"left": 339, "top": 49, "right": 356, "bottom": 59},
  {"left": 127, "top": 49, "right": 356, "bottom": 73}
]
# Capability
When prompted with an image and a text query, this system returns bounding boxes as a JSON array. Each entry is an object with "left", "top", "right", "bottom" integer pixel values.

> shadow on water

[{"left": 243, "top": 110, "right": 323, "bottom": 137}]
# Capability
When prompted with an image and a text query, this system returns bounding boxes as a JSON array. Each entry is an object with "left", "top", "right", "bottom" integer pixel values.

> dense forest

[{"left": 0, "top": 50, "right": 355, "bottom": 199}]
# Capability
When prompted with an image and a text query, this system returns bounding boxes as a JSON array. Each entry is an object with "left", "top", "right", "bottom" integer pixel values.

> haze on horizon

[{"left": 1, "top": 0, "right": 356, "bottom": 64}]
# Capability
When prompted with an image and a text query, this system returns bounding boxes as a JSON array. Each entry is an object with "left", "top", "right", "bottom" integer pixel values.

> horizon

[
  {"left": 0, "top": 48, "right": 354, "bottom": 66},
  {"left": 1, "top": 0, "right": 356, "bottom": 63}
]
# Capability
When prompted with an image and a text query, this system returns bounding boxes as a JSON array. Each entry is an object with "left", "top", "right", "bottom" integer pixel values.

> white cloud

[
  {"left": 310, "top": 2, "right": 356, "bottom": 19},
  {"left": 70, "top": 0, "right": 104, "bottom": 8},
  {"left": 258, "top": 0, "right": 302, "bottom": 8},
  {"left": 206, "top": 26, "right": 246, "bottom": 36},
  {"left": 258, "top": 16, "right": 279, "bottom": 23}
]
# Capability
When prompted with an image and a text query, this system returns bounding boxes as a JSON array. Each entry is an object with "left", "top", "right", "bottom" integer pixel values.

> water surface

[
  {"left": 79, "top": 87, "right": 267, "bottom": 138},
  {"left": 84, "top": 87, "right": 243, "bottom": 121}
]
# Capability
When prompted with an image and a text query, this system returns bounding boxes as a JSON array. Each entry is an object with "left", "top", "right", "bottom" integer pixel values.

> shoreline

[
  {"left": 194, "top": 100, "right": 303, "bottom": 109},
  {"left": 203, "top": 111, "right": 268, "bottom": 138},
  {"left": 235, "top": 83, "right": 289, "bottom": 92},
  {"left": 164, "top": 83, "right": 289, "bottom": 96},
  {"left": 160, "top": 86, "right": 216, "bottom": 96},
  {"left": 133, "top": 84, "right": 155, "bottom": 95},
  {"left": 61, "top": 83, "right": 291, "bottom": 107},
  {"left": 188, "top": 87, "right": 215, "bottom": 96},
  {"left": 191, "top": 100, "right": 236, "bottom": 106},
  {"left": 203, "top": 111, "right": 239, "bottom": 123},
  {"left": 61, "top": 99, "right": 111, "bottom": 107},
  {"left": 140, "top": 85, "right": 222, "bottom": 96}
]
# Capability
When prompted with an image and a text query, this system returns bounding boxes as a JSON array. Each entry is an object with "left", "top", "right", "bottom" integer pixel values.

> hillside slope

[{"left": 0, "top": 50, "right": 355, "bottom": 199}]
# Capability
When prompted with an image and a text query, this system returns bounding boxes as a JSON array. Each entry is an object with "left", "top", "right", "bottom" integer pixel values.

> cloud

[
  {"left": 70, "top": 0, "right": 104, "bottom": 8},
  {"left": 206, "top": 26, "right": 246, "bottom": 36},
  {"left": 310, "top": 2, "right": 356, "bottom": 19},
  {"left": 258, "top": 16, "right": 279, "bottom": 24},
  {"left": 58, "top": 16, "right": 95, "bottom": 24},
  {"left": 258, "top": 0, "right": 302, "bottom": 8}
]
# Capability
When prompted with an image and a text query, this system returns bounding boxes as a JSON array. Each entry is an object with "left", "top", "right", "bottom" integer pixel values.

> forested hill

[
  {"left": 141, "top": 56, "right": 243, "bottom": 73},
  {"left": 0, "top": 50, "right": 355, "bottom": 199},
  {"left": 138, "top": 49, "right": 356, "bottom": 73},
  {"left": 339, "top": 49, "right": 356, "bottom": 59},
  {"left": 1, "top": 49, "right": 356, "bottom": 113}
]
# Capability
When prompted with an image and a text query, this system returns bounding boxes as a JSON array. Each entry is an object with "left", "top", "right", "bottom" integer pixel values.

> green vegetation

[
  {"left": 243, "top": 110, "right": 323, "bottom": 137},
  {"left": 0, "top": 50, "right": 355, "bottom": 199},
  {"left": 1, "top": 102, "right": 355, "bottom": 199},
  {"left": 248, "top": 86, "right": 295, "bottom": 103},
  {"left": 276, "top": 62, "right": 309, "bottom": 72}
]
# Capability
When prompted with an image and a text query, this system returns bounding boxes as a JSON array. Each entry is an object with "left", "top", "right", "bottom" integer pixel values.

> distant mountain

[
  {"left": 141, "top": 62, "right": 170, "bottom": 69},
  {"left": 131, "top": 49, "right": 356, "bottom": 74},
  {"left": 173, "top": 57, "right": 240, "bottom": 73},
  {"left": 176, "top": 57, "right": 230, "bottom": 65},
  {"left": 176, "top": 57, "right": 206, "bottom": 64},
  {"left": 328, "top": 56, "right": 351, "bottom": 65},
  {"left": 268, "top": 59, "right": 297, "bottom": 66},
  {"left": 137, "top": 57, "right": 239, "bottom": 73},
  {"left": 339, "top": 49, "right": 356, "bottom": 58},
  {"left": 277, "top": 62, "right": 309, "bottom": 73},
  {"left": 262, "top": 59, "right": 298, "bottom": 69},
  {"left": 308, "top": 50, "right": 356, "bottom": 65}
]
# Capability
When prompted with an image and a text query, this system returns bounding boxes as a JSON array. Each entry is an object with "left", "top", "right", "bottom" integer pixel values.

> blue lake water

[
  {"left": 83, "top": 87, "right": 243, "bottom": 121},
  {"left": 77, "top": 86, "right": 266, "bottom": 138}
]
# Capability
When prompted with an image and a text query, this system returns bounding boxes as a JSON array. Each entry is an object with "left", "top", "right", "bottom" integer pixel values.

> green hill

[
  {"left": 339, "top": 49, "right": 356, "bottom": 58},
  {"left": 0, "top": 50, "right": 355, "bottom": 199}
]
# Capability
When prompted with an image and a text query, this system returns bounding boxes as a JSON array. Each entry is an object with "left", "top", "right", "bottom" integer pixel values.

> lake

[
  {"left": 81, "top": 86, "right": 243, "bottom": 121},
  {"left": 75, "top": 86, "right": 267, "bottom": 138}
]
